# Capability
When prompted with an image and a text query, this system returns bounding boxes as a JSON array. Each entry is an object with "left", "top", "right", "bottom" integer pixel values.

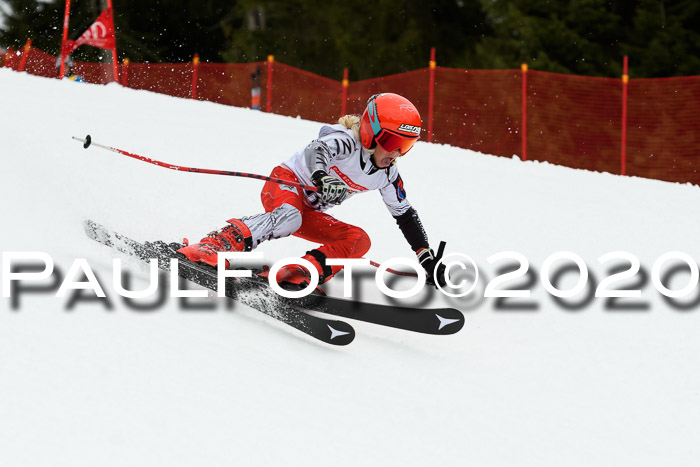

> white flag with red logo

[{"left": 63, "top": 8, "right": 116, "bottom": 55}]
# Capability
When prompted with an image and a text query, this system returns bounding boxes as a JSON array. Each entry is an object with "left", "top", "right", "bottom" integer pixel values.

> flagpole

[
  {"left": 106, "top": 0, "right": 118, "bottom": 82},
  {"left": 59, "top": 0, "right": 71, "bottom": 79}
]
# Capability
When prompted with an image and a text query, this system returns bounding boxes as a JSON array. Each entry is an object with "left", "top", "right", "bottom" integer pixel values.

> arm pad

[{"left": 303, "top": 140, "right": 333, "bottom": 175}]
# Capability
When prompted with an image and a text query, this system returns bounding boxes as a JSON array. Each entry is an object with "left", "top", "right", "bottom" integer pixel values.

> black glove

[
  {"left": 312, "top": 170, "right": 348, "bottom": 205},
  {"left": 416, "top": 247, "right": 447, "bottom": 288}
]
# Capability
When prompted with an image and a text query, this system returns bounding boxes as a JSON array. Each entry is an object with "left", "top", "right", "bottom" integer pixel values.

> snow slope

[{"left": 2, "top": 68, "right": 700, "bottom": 466}]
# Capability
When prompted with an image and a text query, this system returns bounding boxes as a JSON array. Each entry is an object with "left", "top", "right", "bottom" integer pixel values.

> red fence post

[
  {"left": 5, "top": 47, "right": 15, "bottom": 69},
  {"left": 341, "top": 68, "right": 349, "bottom": 116},
  {"left": 521, "top": 63, "right": 528, "bottom": 161},
  {"left": 191, "top": 53, "right": 199, "bottom": 99},
  {"left": 122, "top": 57, "right": 129, "bottom": 86},
  {"left": 59, "top": 0, "right": 71, "bottom": 79},
  {"left": 106, "top": 0, "right": 118, "bottom": 82},
  {"left": 621, "top": 55, "right": 629, "bottom": 176},
  {"left": 17, "top": 39, "right": 32, "bottom": 72},
  {"left": 427, "top": 47, "right": 436, "bottom": 143},
  {"left": 266, "top": 55, "right": 274, "bottom": 113}
]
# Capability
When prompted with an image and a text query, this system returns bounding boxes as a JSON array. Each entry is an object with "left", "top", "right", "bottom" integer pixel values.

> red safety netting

[
  {"left": 267, "top": 61, "right": 342, "bottom": 123},
  {"left": 73, "top": 62, "right": 115, "bottom": 83},
  {"left": 432, "top": 67, "right": 522, "bottom": 157},
  {"left": 5, "top": 45, "right": 700, "bottom": 187},
  {"left": 627, "top": 76, "right": 700, "bottom": 185},
  {"left": 527, "top": 70, "right": 622, "bottom": 174},
  {"left": 196, "top": 62, "right": 264, "bottom": 107},
  {"left": 19, "top": 47, "right": 58, "bottom": 78},
  {"left": 122, "top": 63, "right": 192, "bottom": 98}
]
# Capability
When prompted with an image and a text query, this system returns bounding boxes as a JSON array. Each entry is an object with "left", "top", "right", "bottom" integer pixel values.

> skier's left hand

[
  {"left": 416, "top": 247, "right": 447, "bottom": 288},
  {"left": 312, "top": 170, "right": 348, "bottom": 205}
]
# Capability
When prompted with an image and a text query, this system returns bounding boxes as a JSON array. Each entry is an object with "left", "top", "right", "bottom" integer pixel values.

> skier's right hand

[{"left": 311, "top": 170, "right": 348, "bottom": 205}]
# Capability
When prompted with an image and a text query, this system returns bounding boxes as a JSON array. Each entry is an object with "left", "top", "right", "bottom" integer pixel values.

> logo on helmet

[{"left": 397, "top": 124, "right": 420, "bottom": 135}]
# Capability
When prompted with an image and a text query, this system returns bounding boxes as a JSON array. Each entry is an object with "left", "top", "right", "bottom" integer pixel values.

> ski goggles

[
  {"left": 374, "top": 129, "right": 419, "bottom": 155},
  {"left": 366, "top": 94, "right": 420, "bottom": 155}
]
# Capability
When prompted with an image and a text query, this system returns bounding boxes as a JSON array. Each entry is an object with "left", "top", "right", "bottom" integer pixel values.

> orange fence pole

[
  {"left": 427, "top": 47, "right": 436, "bottom": 143},
  {"left": 17, "top": 39, "right": 32, "bottom": 72},
  {"left": 266, "top": 55, "right": 274, "bottom": 112},
  {"left": 521, "top": 63, "right": 528, "bottom": 161},
  {"left": 341, "top": 68, "right": 349, "bottom": 116},
  {"left": 621, "top": 55, "right": 628, "bottom": 176},
  {"left": 191, "top": 53, "right": 199, "bottom": 99},
  {"left": 5, "top": 47, "right": 15, "bottom": 68},
  {"left": 121, "top": 58, "right": 129, "bottom": 86}
]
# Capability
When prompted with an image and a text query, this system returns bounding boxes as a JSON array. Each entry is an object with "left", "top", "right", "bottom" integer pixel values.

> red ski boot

[
  {"left": 265, "top": 250, "right": 339, "bottom": 290},
  {"left": 177, "top": 218, "right": 253, "bottom": 268}
]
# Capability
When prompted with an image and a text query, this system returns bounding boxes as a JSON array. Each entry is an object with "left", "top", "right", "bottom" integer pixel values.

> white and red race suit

[
  {"left": 283, "top": 124, "right": 430, "bottom": 249},
  {"left": 239, "top": 123, "right": 431, "bottom": 275}
]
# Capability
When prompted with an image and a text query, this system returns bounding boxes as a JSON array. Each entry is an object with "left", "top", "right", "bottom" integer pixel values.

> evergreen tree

[
  {"left": 624, "top": 0, "right": 700, "bottom": 77},
  {"left": 471, "top": 0, "right": 627, "bottom": 76},
  {"left": 219, "top": 0, "right": 488, "bottom": 80}
]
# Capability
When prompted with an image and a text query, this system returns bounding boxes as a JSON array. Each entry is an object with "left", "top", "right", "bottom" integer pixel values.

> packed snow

[{"left": 2, "top": 68, "right": 700, "bottom": 466}]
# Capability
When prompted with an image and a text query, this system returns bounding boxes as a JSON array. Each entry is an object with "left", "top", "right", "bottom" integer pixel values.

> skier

[{"left": 178, "top": 93, "right": 446, "bottom": 289}]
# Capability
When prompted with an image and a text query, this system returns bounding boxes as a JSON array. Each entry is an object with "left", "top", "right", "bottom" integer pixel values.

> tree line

[{"left": 1, "top": 0, "right": 698, "bottom": 80}]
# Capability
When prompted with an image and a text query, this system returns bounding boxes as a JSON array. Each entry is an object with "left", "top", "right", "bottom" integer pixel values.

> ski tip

[
  {"left": 434, "top": 309, "right": 465, "bottom": 335},
  {"left": 326, "top": 321, "right": 355, "bottom": 346},
  {"left": 83, "top": 218, "right": 100, "bottom": 235}
]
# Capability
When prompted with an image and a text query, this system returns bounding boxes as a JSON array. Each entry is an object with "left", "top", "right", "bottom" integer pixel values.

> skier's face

[{"left": 374, "top": 146, "right": 401, "bottom": 168}]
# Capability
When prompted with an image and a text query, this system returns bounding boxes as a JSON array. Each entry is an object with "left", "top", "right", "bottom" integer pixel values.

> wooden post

[{"left": 427, "top": 47, "right": 436, "bottom": 143}]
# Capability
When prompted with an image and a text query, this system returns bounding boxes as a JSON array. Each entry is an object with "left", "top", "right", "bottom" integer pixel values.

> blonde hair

[{"left": 338, "top": 114, "right": 374, "bottom": 155}]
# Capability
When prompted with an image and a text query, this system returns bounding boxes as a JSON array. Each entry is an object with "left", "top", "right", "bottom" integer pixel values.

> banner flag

[{"left": 63, "top": 8, "right": 116, "bottom": 55}]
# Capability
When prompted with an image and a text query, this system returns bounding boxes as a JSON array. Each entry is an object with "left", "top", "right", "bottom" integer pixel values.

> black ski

[
  {"left": 84, "top": 220, "right": 355, "bottom": 346},
  {"left": 85, "top": 220, "right": 465, "bottom": 340},
  {"left": 293, "top": 293, "right": 464, "bottom": 335}
]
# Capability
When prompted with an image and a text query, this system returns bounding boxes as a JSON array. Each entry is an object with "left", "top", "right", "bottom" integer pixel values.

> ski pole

[
  {"left": 72, "top": 134, "right": 319, "bottom": 192},
  {"left": 73, "top": 134, "right": 428, "bottom": 278},
  {"left": 367, "top": 260, "right": 418, "bottom": 277},
  {"left": 367, "top": 241, "right": 447, "bottom": 278}
]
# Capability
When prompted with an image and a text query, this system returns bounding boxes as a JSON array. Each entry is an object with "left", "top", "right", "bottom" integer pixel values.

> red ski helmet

[{"left": 360, "top": 93, "right": 421, "bottom": 155}]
